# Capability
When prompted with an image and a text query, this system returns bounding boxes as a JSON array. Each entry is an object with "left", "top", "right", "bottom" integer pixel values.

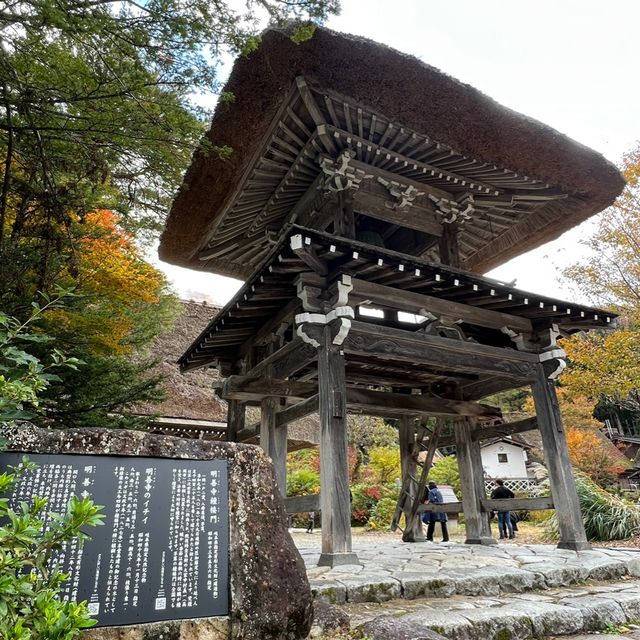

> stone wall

[{"left": 2, "top": 424, "right": 313, "bottom": 640}]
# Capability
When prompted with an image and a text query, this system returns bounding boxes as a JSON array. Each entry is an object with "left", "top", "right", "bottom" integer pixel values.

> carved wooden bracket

[
  {"left": 295, "top": 274, "right": 354, "bottom": 348},
  {"left": 501, "top": 324, "right": 566, "bottom": 380},
  {"left": 318, "top": 150, "right": 372, "bottom": 192},
  {"left": 429, "top": 193, "right": 475, "bottom": 224},
  {"left": 295, "top": 306, "right": 355, "bottom": 348},
  {"left": 377, "top": 176, "right": 424, "bottom": 210}
]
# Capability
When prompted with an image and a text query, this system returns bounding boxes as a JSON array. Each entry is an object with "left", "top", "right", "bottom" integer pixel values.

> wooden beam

[
  {"left": 236, "top": 423, "right": 259, "bottom": 441},
  {"left": 317, "top": 324, "right": 357, "bottom": 566},
  {"left": 217, "top": 376, "right": 316, "bottom": 402},
  {"left": 245, "top": 338, "right": 316, "bottom": 380},
  {"left": 284, "top": 494, "right": 320, "bottom": 514},
  {"left": 345, "top": 387, "right": 500, "bottom": 419},
  {"left": 261, "top": 395, "right": 286, "bottom": 493},
  {"left": 343, "top": 321, "right": 539, "bottom": 381},
  {"left": 456, "top": 418, "right": 494, "bottom": 544},
  {"left": 237, "top": 298, "right": 300, "bottom": 358},
  {"left": 350, "top": 279, "right": 533, "bottom": 333},
  {"left": 290, "top": 234, "right": 328, "bottom": 275},
  {"left": 353, "top": 190, "right": 443, "bottom": 238},
  {"left": 419, "top": 497, "right": 553, "bottom": 513},
  {"left": 226, "top": 399, "right": 245, "bottom": 442},
  {"left": 481, "top": 497, "right": 554, "bottom": 512},
  {"left": 473, "top": 416, "right": 537, "bottom": 442},
  {"left": 439, "top": 223, "right": 460, "bottom": 268},
  {"left": 276, "top": 394, "right": 319, "bottom": 428},
  {"left": 436, "top": 416, "right": 538, "bottom": 448},
  {"left": 419, "top": 502, "right": 463, "bottom": 513}
]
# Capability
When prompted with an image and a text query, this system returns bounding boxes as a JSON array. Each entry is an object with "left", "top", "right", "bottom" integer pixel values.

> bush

[
  {"left": 286, "top": 468, "right": 320, "bottom": 497},
  {"left": 545, "top": 473, "right": 640, "bottom": 541},
  {"left": 0, "top": 458, "right": 104, "bottom": 639},
  {"left": 368, "top": 497, "right": 398, "bottom": 531},
  {"left": 429, "top": 455, "right": 461, "bottom": 499}
]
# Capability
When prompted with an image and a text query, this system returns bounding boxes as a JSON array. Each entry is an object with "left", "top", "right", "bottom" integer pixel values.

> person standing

[
  {"left": 422, "top": 481, "right": 449, "bottom": 542},
  {"left": 306, "top": 511, "right": 315, "bottom": 534},
  {"left": 490, "top": 479, "right": 515, "bottom": 539}
]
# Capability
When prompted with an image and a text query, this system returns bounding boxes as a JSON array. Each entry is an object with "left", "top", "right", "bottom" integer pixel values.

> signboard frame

[{"left": 1, "top": 451, "right": 230, "bottom": 627}]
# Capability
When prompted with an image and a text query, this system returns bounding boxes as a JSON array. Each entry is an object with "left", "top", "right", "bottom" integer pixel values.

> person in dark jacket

[
  {"left": 490, "top": 479, "right": 515, "bottom": 539},
  {"left": 422, "top": 481, "right": 449, "bottom": 542}
]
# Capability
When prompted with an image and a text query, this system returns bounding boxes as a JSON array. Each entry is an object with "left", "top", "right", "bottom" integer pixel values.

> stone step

[
  {"left": 307, "top": 543, "right": 640, "bottom": 605},
  {"left": 342, "top": 579, "right": 640, "bottom": 640}
]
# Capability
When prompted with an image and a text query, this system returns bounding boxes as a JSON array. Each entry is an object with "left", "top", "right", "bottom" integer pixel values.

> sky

[{"left": 156, "top": 0, "right": 640, "bottom": 307}]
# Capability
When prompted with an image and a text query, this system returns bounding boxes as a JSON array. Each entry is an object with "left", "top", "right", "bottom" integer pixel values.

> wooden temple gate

[{"left": 158, "top": 27, "right": 624, "bottom": 567}]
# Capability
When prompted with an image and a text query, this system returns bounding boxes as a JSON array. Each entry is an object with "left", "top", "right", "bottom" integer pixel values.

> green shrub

[
  {"left": 286, "top": 468, "right": 320, "bottom": 500},
  {"left": 545, "top": 473, "right": 640, "bottom": 541},
  {"left": 0, "top": 458, "right": 104, "bottom": 639},
  {"left": 368, "top": 497, "right": 398, "bottom": 531},
  {"left": 429, "top": 456, "right": 461, "bottom": 498}
]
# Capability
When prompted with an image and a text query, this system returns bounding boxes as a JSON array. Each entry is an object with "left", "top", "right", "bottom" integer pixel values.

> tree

[
  {"left": 524, "top": 389, "right": 628, "bottom": 486},
  {"left": 0, "top": 0, "right": 340, "bottom": 428},
  {"left": 565, "top": 427, "right": 627, "bottom": 487},
  {"left": 0, "top": 1, "right": 339, "bottom": 268},
  {"left": 561, "top": 143, "right": 640, "bottom": 401},
  {"left": 0, "top": 290, "right": 79, "bottom": 425},
  {"left": 40, "top": 212, "right": 179, "bottom": 428}
]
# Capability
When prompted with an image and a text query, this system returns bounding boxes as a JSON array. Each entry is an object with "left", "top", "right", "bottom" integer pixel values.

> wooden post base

[
  {"left": 318, "top": 552, "right": 361, "bottom": 567},
  {"left": 465, "top": 536, "right": 497, "bottom": 546},
  {"left": 558, "top": 540, "right": 591, "bottom": 551},
  {"left": 402, "top": 529, "right": 426, "bottom": 543}
]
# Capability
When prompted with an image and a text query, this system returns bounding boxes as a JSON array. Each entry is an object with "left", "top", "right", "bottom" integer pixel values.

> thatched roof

[
  {"left": 160, "top": 25, "right": 624, "bottom": 279},
  {"left": 132, "top": 300, "right": 227, "bottom": 422}
]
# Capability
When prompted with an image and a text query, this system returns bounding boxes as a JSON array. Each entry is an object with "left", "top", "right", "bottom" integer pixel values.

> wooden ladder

[{"left": 391, "top": 420, "right": 442, "bottom": 534}]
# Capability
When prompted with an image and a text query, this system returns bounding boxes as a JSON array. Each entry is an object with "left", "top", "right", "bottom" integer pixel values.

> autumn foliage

[
  {"left": 46, "top": 210, "right": 171, "bottom": 356},
  {"left": 525, "top": 388, "right": 627, "bottom": 486},
  {"left": 565, "top": 427, "right": 627, "bottom": 487}
]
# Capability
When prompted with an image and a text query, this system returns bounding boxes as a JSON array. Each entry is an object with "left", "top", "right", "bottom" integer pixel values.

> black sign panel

[{"left": 1, "top": 453, "right": 229, "bottom": 626}]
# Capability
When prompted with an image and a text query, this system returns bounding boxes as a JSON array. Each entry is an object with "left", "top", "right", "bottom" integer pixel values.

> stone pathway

[
  {"left": 296, "top": 539, "right": 640, "bottom": 604},
  {"left": 293, "top": 538, "right": 640, "bottom": 639},
  {"left": 343, "top": 581, "right": 640, "bottom": 639}
]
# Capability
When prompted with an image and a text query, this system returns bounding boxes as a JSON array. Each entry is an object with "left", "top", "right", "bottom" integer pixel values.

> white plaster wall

[{"left": 481, "top": 441, "right": 527, "bottom": 478}]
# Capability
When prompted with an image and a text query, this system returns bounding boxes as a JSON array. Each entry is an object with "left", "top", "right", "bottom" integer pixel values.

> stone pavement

[
  {"left": 293, "top": 537, "right": 640, "bottom": 639},
  {"left": 298, "top": 539, "right": 640, "bottom": 604}
]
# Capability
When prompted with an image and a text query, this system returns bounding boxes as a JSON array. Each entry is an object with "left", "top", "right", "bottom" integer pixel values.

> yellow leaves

[
  {"left": 78, "top": 210, "right": 166, "bottom": 307},
  {"left": 561, "top": 330, "right": 640, "bottom": 400},
  {"left": 45, "top": 209, "right": 172, "bottom": 357}
]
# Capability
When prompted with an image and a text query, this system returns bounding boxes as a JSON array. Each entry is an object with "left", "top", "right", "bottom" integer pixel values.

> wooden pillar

[
  {"left": 399, "top": 415, "right": 424, "bottom": 542},
  {"left": 439, "top": 223, "right": 460, "bottom": 268},
  {"left": 531, "top": 364, "right": 589, "bottom": 550},
  {"left": 260, "top": 396, "right": 287, "bottom": 496},
  {"left": 317, "top": 324, "right": 358, "bottom": 567},
  {"left": 226, "top": 399, "right": 245, "bottom": 442},
  {"left": 455, "top": 419, "right": 495, "bottom": 545}
]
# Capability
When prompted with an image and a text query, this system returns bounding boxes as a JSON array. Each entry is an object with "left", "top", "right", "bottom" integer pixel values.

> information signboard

[{"left": 0, "top": 453, "right": 229, "bottom": 626}]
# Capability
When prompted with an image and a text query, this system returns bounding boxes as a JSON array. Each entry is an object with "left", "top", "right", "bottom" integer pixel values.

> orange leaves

[
  {"left": 565, "top": 426, "right": 627, "bottom": 485},
  {"left": 45, "top": 209, "right": 173, "bottom": 357},
  {"left": 78, "top": 210, "right": 165, "bottom": 307}
]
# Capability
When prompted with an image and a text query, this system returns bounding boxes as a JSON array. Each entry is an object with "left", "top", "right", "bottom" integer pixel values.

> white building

[{"left": 481, "top": 438, "right": 529, "bottom": 480}]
